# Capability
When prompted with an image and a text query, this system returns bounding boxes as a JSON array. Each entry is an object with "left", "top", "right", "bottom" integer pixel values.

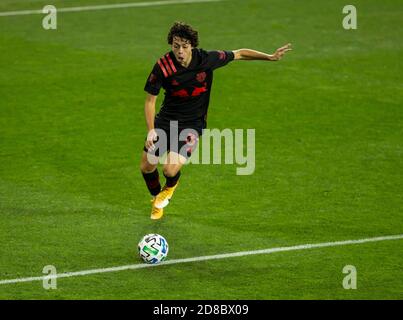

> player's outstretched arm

[{"left": 233, "top": 43, "right": 292, "bottom": 61}]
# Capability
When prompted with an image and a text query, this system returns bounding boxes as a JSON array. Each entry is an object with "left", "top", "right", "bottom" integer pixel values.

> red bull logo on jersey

[{"left": 171, "top": 83, "right": 208, "bottom": 97}]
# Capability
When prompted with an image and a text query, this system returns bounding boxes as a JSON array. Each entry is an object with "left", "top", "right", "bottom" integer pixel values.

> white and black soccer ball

[{"left": 138, "top": 234, "right": 169, "bottom": 264}]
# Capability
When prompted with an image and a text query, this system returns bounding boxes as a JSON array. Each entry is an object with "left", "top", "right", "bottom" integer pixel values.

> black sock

[
  {"left": 164, "top": 171, "right": 181, "bottom": 187},
  {"left": 142, "top": 169, "right": 161, "bottom": 196}
]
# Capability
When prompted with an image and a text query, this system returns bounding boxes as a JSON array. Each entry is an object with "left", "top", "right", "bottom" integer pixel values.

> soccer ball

[{"left": 138, "top": 234, "right": 169, "bottom": 264}]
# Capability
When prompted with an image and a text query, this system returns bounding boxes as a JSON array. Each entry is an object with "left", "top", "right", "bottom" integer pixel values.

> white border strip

[
  {"left": 0, "top": 0, "right": 224, "bottom": 17},
  {"left": 1, "top": 234, "right": 402, "bottom": 285}
]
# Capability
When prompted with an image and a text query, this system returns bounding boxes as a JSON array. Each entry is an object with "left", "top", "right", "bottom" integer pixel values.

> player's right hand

[
  {"left": 145, "top": 129, "right": 158, "bottom": 151},
  {"left": 272, "top": 43, "right": 292, "bottom": 60}
]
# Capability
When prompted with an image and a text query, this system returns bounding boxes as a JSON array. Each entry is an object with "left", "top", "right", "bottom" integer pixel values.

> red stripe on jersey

[
  {"left": 157, "top": 59, "right": 169, "bottom": 78},
  {"left": 161, "top": 57, "right": 172, "bottom": 76},
  {"left": 165, "top": 54, "right": 177, "bottom": 73}
]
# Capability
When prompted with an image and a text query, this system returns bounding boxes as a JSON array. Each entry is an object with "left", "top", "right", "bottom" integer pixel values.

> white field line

[
  {"left": 1, "top": 234, "right": 403, "bottom": 285},
  {"left": 0, "top": 0, "right": 224, "bottom": 17}
]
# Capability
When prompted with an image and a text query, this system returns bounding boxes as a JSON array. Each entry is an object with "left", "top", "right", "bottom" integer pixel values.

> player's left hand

[{"left": 271, "top": 43, "right": 292, "bottom": 61}]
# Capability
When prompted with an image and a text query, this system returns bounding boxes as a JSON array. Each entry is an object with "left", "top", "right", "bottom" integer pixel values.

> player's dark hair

[{"left": 167, "top": 22, "right": 199, "bottom": 47}]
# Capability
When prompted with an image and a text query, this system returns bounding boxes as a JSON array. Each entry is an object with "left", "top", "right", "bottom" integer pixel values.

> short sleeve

[
  {"left": 206, "top": 50, "right": 234, "bottom": 70},
  {"left": 144, "top": 63, "right": 163, "bottom": 96}
]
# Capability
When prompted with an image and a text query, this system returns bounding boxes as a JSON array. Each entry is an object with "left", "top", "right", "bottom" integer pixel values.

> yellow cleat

[
  {"left": 154, "top": 183, "right": 179, "bottom": 209},
  {"left": 150, "top": 198, "right": 164, "bottom": 220}
]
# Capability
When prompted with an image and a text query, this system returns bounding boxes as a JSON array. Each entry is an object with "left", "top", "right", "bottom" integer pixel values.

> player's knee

[
  {"left": 162, "top": 166, "right": 178, "bottom": 177},
  {"left": 140, "top": 159, "right": 156, "bottom": 174}
]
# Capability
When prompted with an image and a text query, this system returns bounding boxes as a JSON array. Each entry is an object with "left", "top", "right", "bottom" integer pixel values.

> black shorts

[{"left": 143, "top": 124, "right": 200, "bottom": 159}]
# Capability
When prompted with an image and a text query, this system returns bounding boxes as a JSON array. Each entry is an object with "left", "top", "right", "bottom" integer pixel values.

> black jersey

[{"left": 144, "top": 48, "right": 234, "bottom": 130}]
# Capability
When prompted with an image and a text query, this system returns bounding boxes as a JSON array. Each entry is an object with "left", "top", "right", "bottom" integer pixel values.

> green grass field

[{"left": 0, "top": 0, "right": 402, "bottom": 299}]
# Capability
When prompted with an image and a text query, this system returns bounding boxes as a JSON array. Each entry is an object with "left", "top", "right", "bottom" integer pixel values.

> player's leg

[
  {"left": 140, "top": 150, "right": 161, "bottom": 196},
  {"left": 153, "top": 151, "right": 186, "bottom": 209},
  {"left": 154, "top": 129, "right": 200, "bottom": 209},
  {"left": 140, "top": 150, "right": 164, "bottom": 219}
]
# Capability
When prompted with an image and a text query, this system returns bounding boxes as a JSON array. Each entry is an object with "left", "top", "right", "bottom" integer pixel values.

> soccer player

[{"left": 141, "top": 22, "right": 291, "bottom": 219}]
